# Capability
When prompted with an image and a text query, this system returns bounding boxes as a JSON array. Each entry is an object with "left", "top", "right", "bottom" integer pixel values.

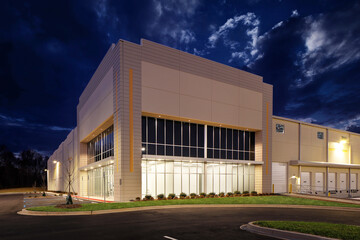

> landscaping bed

[
  {"left": 255, "top": 221, "right": 360, "bottom": 240},
  {"left": 27, "top": 195, "right": 360, "bottom": 212}
]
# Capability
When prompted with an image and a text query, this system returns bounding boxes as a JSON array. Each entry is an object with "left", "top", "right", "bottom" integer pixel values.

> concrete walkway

[
  {"left": 18, "top": 203, "right": 360, "bottom": 216},
  {"left": 241, "top": 221, "right": 339, "bottom": 240},
  {"left": 284, "top": 193, "right": 360, "bottom": 205}
]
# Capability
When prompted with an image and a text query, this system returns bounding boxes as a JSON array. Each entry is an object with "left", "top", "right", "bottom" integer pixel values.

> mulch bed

[{"left": 55, "top": 204, "right": 82, "bottom": 209}]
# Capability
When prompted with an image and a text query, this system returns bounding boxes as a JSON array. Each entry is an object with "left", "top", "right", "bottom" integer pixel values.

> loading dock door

[
  {"left": 300, "top": 172, "right": 311, "bottom": 193},
  {"left": 315, "top": 173, "right": 324, "bottom": 193},
  {"left": 339, "top": 173, "right": 347, "bottom": 192},
  {"left": 328, "top": 173, "right": 336, "bottom": 191},
  {"left": 272, "top": 162, "right": 287, "bottom": 193},
  {"left": 351, "top": 174, "right": 357, "bottom": 190}
]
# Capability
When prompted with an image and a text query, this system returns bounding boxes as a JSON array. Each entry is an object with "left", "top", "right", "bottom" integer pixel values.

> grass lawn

[
  {"left": 255, "top": 221, "right": 360, "bottom": 240},
  {"left": 27, "top": 195, "right": 360, "bottom": 212}
]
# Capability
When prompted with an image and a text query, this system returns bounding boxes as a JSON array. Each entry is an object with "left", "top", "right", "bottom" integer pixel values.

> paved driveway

[{"left": 1, "top": 194, "right": 360, "bottom": 240}]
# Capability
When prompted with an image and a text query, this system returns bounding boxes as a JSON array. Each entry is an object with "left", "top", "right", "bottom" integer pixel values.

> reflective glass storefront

[
  {"left": 87, "top": 164, "right": 114, "bottom": 200},
  {"left": 141, "top": 159, "right": 255, "bottom": 197}
]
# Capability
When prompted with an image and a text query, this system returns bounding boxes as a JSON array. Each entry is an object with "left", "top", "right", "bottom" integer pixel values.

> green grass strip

[
  {"left": 255, "top": 221, "right": 360, "bottom": 240},
  {"left": 27, "top": 196, "right": 360, "bottom": 212}
]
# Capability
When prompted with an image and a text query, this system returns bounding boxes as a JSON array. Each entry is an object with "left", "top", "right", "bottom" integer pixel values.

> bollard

[
  {"left": 272, "top": 184, "right": 274, "bottom": 193},
  {"left": 289, "top": 184, "right": 292, "bottom": 193}
]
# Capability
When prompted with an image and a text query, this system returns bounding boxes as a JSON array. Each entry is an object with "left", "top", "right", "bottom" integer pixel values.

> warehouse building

[{"left": 47, "top": 39, "right": 360, "bottom": 201}]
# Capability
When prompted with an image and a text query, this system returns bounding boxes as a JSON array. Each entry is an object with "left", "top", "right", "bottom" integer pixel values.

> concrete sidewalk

[{"left": 284, "top": 193, "right": 360, "bottom": 205}]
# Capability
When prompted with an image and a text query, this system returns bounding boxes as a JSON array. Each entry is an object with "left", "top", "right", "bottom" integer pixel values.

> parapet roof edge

[
  {"left": 273, "top": 115, "right": 360, "bottom": 137},
  {"left": 139, "top": 38, "right": 264, "bottom": 81}
]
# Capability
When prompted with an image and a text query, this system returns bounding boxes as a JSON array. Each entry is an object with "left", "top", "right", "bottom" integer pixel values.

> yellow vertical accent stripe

[
  {"left": 266, "top": 102, "right": 269, "bottom": 175},
  {"left": 129, "top": 69, "right": 134, "bottom": 172},
  {"left": 115, "top": 71, "right": 119, "bottom": 172}
]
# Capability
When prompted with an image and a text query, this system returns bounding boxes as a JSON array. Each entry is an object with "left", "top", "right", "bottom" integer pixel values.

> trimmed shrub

[
  {"left": 242, "top": 191, "right": 250, "bottom": 196},
  {"left": 190, "top": 193, "right": 197, "bottom": 199},
  {"left": 234, "top": 190, "right": 241, "bottom": 196},
  {"left": 226, "top": 192, "right": 233, "bottom": 197},
  {"left": 199, "top": 192, "right": 207, "bottom": 198},
  {"left": 219, "top": 192, "right": 225, "bottom": 197},
  {"left": 168, "top": 193, "right": 176, "bottom": 199},
  {"left": 135, "top": 197, "right": 141, "bottom": 201},
  {"left": 180, "top": 192, "right": 187, "bottom": 199},
  {"left": 207, "top": 192, "right": 216, "bottom": 198},
  {"left": 144, "top": 195, "right": 153, "bottom": 200},
  {"left": 251, "top": 191, "right": 258, "bottom": 196},
  {"left": 157, "top": 194, "right": 165, "bottom": 200}
]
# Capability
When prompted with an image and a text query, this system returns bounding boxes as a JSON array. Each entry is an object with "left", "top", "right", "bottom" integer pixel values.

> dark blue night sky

[{"left": 1, "top": 0, "right": 360, "bottom": 156}]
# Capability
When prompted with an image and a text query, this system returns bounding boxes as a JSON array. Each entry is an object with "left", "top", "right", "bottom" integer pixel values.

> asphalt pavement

[{"left": 1, "top": 194, "right": 360, "bottom": 240}]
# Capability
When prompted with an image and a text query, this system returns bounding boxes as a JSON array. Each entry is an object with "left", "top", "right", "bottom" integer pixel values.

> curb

[
  {"left": 240, "top": 221, "right": 339, "bottom": 240},
  {"left": 17, "top": 204, "right": 360, "bottom": 217}
]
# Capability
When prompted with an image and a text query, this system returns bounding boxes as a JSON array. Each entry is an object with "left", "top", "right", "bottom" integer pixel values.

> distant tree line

[{"left": 0, "top": 145, "right": 48, "bottom": 189}]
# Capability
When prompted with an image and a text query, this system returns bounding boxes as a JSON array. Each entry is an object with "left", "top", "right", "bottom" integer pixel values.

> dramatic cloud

[
  {"left": 147, "top": 0, "right": 200, "bottom": 49},
  {"left": 1, "top": 0, "right": 360, "bottom": 156},
  {"left": 248, "top": 2, "right": 360, "bottom": 132}
]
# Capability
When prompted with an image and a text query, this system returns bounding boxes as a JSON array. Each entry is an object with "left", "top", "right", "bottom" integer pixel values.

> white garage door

[
  {"left": 351, "top": 174, "right": 357, "bottom": 190},
  {"left": 340, "top": 173, "right": 347, "bottom": 191},
  {"left": 315, "top": 173, "right": 324, "bottom": 193},
  {"left": 328, "top": 173, "right": 336, "bottom": 191},
  {"left": 300, "top": 172, "right": 311, "bottom": 193},
  {"left": 272, "top": 162, "right": 287, "bottom": 193}
]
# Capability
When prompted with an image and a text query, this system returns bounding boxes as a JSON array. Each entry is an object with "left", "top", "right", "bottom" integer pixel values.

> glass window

[
  {"left": 276, "top": 123, "right": 285, "bottom": 133},
  {"left": 233, "top": 130, "right": 238, "bottom": 150},
  {"left": 239, "top": 131, "right": 244, "bottom": 150},
  {"left": 157, "top": 119, "right": 164, "bottom": 144},
  {"left": 227, "top": 129, "right": 232, "bottom": 150},
  {"left": 198, "top": 125, "right": 204, "bottom": 147},
  {"left": 148, "top": 144, "right": 155, "bottom": 155},
  {"left": 190, "top": 147, "right": 197, "bottom": 157},
  {"left": 166, "top": 120, "right": 173, "bottom": 144},
  {"left": 250, "top": 132, "right": 255, "bottom": 152},
  {"left": 142, "top": 117, "right": 146, "bottom": 143},
  {"left": 233, "top": 151, "right": 238, "bottom": 160},
  {"left": 190, "top": 123, "right": 197, "bottom": 147},
  {"left": 207, "top": 149, "right": 213, "bottom": 158},
  {"left": 214, "top": 149, "right": 220, "bottom": 159},
  {"left": 317, "top": 132, "right": 324, "bottom": 139},
  {"left": 174, "top": 146, "right": 181, "bottom": 156},
  {"left": 166, "top": 146, "right": 173, "bottom": 156},
  {"left": 221, "top": 128, "right": 226, "bottom": 149},
  {"left": 198, "top": 148, "right": 204, "bottom": 158},
  {"left": 207, "top": 126, "right": 213, "bottom": 148},
  {"left": 148, "top": 117, "right": 155, "bottom": 143},
  {"left": 245, "top": 131, "right": 249, "bottom": 151},
  {"left": 174, "top": 121, "right": 181, "bottom": 145},
  {"left": 221, "top": 150, "right": 226, "bottom": 159},
  {"left": 87, "top": 125, "right": 114, "bottom": 163},
  {"left": 183, "top": 123, "right": 189, "bottom": 146},
  {"left": 214, "top": 127, "right": 220, "bottom": 148},
  {"left": 182, "top": 146, "right": 189, "bottom": 157},
  {"left": 157, "top": 145, "right": 164, "bottom": 155}
]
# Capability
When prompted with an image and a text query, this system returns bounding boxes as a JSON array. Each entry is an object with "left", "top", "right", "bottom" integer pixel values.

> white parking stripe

[{"left": 163, "top": 236, "right": 177, "bottom": 240}]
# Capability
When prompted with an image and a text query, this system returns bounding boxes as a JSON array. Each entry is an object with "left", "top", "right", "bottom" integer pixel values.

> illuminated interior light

[
  {"left": 141, "top": 147, "right": 146, "bottom": 151},
  {"left": 98, "top": 164, "right": 101, "bottom": 167},
  {"left": 90, "top": 167, "right": 94, "bottom": 169}
]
